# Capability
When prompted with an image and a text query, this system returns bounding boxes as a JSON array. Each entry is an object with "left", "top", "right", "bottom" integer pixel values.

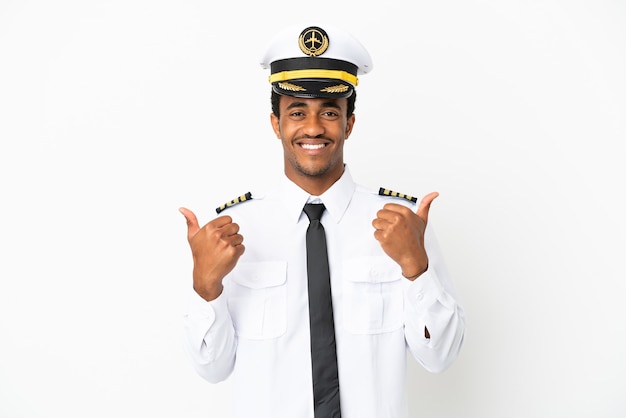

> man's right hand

[{"left": 179, "top": 207, "right": 245, "bottom": 302}]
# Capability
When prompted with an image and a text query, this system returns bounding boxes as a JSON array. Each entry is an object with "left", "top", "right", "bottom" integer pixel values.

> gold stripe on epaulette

[
  {"left": 378, "top": 187, "right": 417, "bottom": 203},
  {"left": 216, "top": 192, "right": 253, "bottom": 214}
]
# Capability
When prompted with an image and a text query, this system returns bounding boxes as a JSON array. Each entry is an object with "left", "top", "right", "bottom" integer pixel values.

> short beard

[
  {"left": 291, "top": 158, "right": 334, "bottom": 178},
  {"left": 286, "top": 133, "right": 336, "bottom": 178}
]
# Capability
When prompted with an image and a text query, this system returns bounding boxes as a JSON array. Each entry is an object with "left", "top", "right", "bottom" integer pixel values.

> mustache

[{"left": 293, "top": 134, "right": 332, "bottom": 141}]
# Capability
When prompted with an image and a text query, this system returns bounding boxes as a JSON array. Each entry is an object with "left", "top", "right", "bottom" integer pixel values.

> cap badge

[{"left": 298, "top": 27, "right": 329, "bottom": 57}]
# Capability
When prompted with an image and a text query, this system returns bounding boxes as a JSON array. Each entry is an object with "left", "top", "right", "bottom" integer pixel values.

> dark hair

[{"left": 271, "top": 89, "right": 357, "bottom": 118}]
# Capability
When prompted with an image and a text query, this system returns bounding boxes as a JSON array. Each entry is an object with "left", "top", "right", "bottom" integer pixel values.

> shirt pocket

[
  {"left": 342, "top": 256, "right": 404, "bottom": 334},
  {"left": 226, "top": 261, "right": 287, "bottom": 340}
]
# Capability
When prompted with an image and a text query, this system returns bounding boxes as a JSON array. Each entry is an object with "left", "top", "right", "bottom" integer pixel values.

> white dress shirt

[{"left": 183, "top": 166, "right": 466, "bottom": 418}]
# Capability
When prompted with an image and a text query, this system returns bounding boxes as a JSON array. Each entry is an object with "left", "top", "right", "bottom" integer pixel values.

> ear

[
  {"left": 345, "top": 114, "right": 356, "bottom": 139},
  {"left": 270, "top": 113, "right": 281, "bottom": 139}
]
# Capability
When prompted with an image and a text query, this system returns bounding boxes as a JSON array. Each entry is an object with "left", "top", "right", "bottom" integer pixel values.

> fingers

[
  {"left": 217, "top": 221, "right": 242, "bottom": 243},
  {"left": 372, "top": 204, "right": 407, "bottom": 237},
  {"left": 373, "top": 192, "right": 440, "bottom": 227},
  {"left": 416, "top": 192, "right": 439, "bottom": 223},
  {"left": 210, "top": 215, "right": 235, "bottom": 228},
  {"left": 375, "top": 203, "right": 412, "bottom": 220},
  {"left": 228, "top": 233, "right": 245, "bottom": 247},
  {"left": 178, "top": 208, "right": 243, "bottom": 246},
  {"left": 179, "top": 207, "right": 200, "bottom": 240}
]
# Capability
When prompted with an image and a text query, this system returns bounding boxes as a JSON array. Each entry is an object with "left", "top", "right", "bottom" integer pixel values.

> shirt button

[
  {"left": 370, "top": 268, "right": 379, "bottom": 277},
  {"left": 416, "top": 292, "right": 424, "bottom": 301}
]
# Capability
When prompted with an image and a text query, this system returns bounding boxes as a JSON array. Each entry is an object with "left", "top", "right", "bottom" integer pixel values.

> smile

[{"left": 300, "top": 143, "right": 327, "bottom": 150}]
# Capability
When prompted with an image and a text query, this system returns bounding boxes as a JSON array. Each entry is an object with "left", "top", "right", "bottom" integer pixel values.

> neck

[{"left": 285, "top": 165, "right": 344, "bottom": 196}]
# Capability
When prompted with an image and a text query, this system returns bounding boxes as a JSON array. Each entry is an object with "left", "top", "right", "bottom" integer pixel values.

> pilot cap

[{"left": 260, "top": 24, "right": 373, "bottom": 99}]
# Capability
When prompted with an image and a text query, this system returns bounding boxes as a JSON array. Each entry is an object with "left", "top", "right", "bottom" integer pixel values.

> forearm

[
  {"left": 182, "top": 290, "right": 237, "bottom": 383},
  {"left": 403, "top": 268, "right": 466, "bottom": 373}
]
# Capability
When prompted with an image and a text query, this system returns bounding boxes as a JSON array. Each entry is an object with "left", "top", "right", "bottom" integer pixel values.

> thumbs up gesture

[
  {"left": 179, "top": 207, "right": 245, "bottom": 301},
  {"left": 372, "top": 192, "right": 439, "bottom": 281}
]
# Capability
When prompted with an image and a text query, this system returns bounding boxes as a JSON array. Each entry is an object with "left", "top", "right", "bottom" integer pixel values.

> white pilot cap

[{"left": 260, "top": 24, "right": 373, "bottom": 98}]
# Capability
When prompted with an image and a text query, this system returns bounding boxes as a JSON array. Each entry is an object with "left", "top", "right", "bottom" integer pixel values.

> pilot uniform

[{"left": 182, "top": 23, "right": 466, "bottom": 418}]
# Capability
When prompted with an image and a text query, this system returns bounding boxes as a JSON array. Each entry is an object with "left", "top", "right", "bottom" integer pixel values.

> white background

[{"left": 1, "top": 1, "right": 625, "bottom": 417}]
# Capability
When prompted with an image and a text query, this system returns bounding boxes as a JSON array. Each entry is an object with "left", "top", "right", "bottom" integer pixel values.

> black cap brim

[{"left": 272, "top": 79, "right": 354, "bottom": 99}]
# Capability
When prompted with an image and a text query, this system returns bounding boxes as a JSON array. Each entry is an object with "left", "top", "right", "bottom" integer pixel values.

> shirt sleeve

[
  {"left": 182, "top": 289, "right": 237, "bottom": 383},
  {"left": 402, "top": 225, "right": 467, "bottom": 373}
]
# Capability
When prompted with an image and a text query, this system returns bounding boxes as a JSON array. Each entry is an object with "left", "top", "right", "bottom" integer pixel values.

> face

[{"left": 270, "top": 95, "right": 355, "bottom": 193}]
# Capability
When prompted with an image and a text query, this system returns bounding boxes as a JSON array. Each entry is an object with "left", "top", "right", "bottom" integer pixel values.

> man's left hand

[{"left": 372, "top": 192, "right": 439, "bottom": 280}]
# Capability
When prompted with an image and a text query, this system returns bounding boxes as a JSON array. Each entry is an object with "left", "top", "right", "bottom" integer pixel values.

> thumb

[
  {"left": 416, "top": 192, "right": 439, "bottom": 224},
  {"left": 179, "top": 207, "right": 200, "bottom": 241}
]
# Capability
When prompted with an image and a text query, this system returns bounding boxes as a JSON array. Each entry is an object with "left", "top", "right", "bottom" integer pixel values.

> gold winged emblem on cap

[{"left": 298, "top": 27, "right": 329, "bottom": 57}]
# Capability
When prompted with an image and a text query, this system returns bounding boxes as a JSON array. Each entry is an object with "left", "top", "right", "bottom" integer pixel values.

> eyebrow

[{"left": 286, "top": 101, "right": 341, "bottom": 111}]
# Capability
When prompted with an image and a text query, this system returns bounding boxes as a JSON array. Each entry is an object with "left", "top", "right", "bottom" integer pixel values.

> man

[{"left": 180, "top": 23, "right": 466, "bottom": 418}]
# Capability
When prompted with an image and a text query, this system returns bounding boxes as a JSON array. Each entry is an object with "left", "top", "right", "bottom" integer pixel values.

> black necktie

[{"left": 303, "top": 203, "right": 341, "bottom": 417}]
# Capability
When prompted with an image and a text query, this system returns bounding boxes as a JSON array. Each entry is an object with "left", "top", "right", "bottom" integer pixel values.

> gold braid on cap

[
  {"left": 270, "top": 69, "right": 358, "bottom": 86},
  {"left": 320, "top": 84, "right": 349, "bottom": 93},
  {"left": 278, "top": 82, "right": 306, "bottom": 92}
]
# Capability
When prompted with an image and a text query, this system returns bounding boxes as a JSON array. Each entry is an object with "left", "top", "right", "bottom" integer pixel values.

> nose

[{"left": 302, "top": 114, "right": 325, "bottom": 137}]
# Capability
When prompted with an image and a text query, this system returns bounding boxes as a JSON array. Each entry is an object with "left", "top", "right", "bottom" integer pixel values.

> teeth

[{"left": 301, "top": 143, "right": 326, "bottom": 150}]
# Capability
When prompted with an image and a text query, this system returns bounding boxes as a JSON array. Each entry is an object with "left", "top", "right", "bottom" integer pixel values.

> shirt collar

[{"left": 276, "top": 165, "right": 356, "bottom": 224}]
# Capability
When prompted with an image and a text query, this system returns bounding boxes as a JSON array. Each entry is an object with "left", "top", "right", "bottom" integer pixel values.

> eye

[
  {"left": 322, "top": 111, "right": 339, "bottom": 119},
  {"left": 289, "top": 111, "right": 305, "bottom": 118}
]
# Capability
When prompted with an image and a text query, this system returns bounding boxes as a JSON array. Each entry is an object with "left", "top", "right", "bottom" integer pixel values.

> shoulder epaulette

[
  {"left": 216, "top": 192, "right": 253, "bottom": 214},
  {"left": 378, "top": 187, "right": 417, "bottom": 203}
]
